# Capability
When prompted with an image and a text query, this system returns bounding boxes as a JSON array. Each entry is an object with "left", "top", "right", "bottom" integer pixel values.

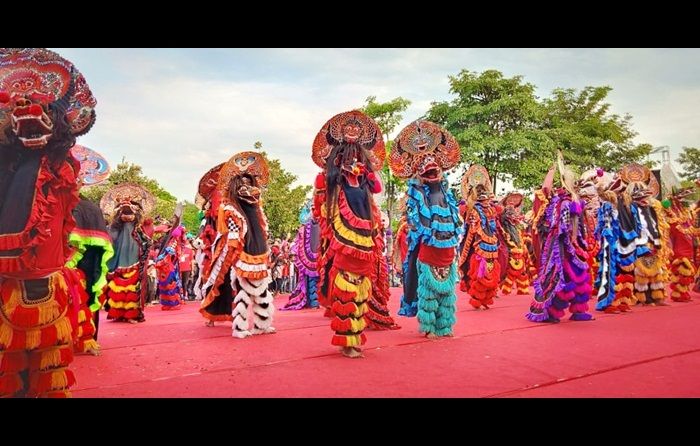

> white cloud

[{"left": 60, "top": 48, "right": 700, "bottom": 199}]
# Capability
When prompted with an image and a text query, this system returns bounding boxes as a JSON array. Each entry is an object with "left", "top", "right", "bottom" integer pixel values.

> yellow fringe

[
  {"left": 39, "top": 348, "right": 63, "bottom": 370},
  {"left": 334, "top": 273, "right": 370, "bottom": 303},
  {"left": 348, "top": 317, "right": 367, "bottom": 333},
  {"left": 352, "top": 303, "right": 368, "bottom": 318},
  {"left": 107, "top": 282, "right": 137, "bottom": 293},
  {"left": 77, "top": 310, "right": 88, "bottom": 324},
  {"left": 105, "top": 300, "right": 139, "bottom": 310},
  {"left": 344, "top": 334, "right": 363, "bottom": 347},
  {"left": 36, "top": 300, "right": 61, "bottom": 326},
  {"left": 0, "top": 323, "right": 13, "bottom": 348},
  {"left": 122, "top": 270, "right": 137, "bottom": 279},
  {"left": 55, "top": 318, "right": 72, "bottom": 344},
  {"left": 0, "top": 283, "right": 23, "bottom": 319},
  {"left": 332, "top": 213, "right": 373, "bottom": 248},
  {"left": 50, "top": 368, "right": 70, "bottom": 390},
  {"left": 635, "top": 257, "right": 661, "bottom": 278},
  {"left": 25, "top": 329, "right": 41, "bottom": 350}
]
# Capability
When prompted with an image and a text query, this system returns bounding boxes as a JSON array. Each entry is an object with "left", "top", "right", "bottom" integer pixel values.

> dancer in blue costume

[{"left": 388, "top": 120, "right": 463, "bottom": 338}]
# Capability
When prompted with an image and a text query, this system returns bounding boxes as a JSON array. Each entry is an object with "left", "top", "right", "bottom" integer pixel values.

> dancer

[
  {"left": 312, "top": 110, "right": 399, "bottom": 358},
  {"left": 66, "top": 145, "right": 113, "bottom": 355},
  {"left": 0, "top": 48, "right": 97, "bottom": 397},
  {"left": 526, "top": 151, "right": 594, "bottom": 323},
  {"left": 388, "top": 120, "right": 462, "bottom": 337},
  {"left": 192, "top": 162, "right": 224, "bottom": 304},
  {"left": 459, "top": 165, "right": 501, "bottom": 310},
  {"left": 100, "top": 183, "right": 154, "bottom": 323},
  {"left": 498, "top": 193, "right": 530, "bottom": 296},
  {"left": 666, "top": 186, "right": 699, "bottom": 302},
  {"left": 199, "top": 151, "right": 275, "bottom": 337},
  {"left": 281, "top": 201, "right": 321, "bottom": 310}
]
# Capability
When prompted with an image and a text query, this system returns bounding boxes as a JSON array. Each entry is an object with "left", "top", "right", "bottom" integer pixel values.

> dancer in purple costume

[
  {"left": 280, "top": 201, "right": 320, "bottom": 310},
  {"left": 526, "top": 151, "right": 594, "bottom": 323}
]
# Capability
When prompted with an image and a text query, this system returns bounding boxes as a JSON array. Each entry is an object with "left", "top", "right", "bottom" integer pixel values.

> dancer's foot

[
  {"left": 86, "top": 347, "right": 101, "bottom": 356},
  {"left": 205, "top": 320, "right": 214, "bottom": 327},
  {"left": 481, "top": 304, "right": 490, "bottom": 310},
  {"left": 426, "top": 332, "right": 439, "bottom": 339},
  {"left": 656, "top": 301, "right": 670, "bottom": 306},
  {"left": 252, "top": 326, "right": 276, "bottom": 335},
  {"left": 232, "top": 330, "right": 252, "bottom": 339},
  {"left": 341, "top": 347, "right": 363, "bottom": 358},
  {"left": 128, "top": 319, "right": 138, "bottom": 324}
]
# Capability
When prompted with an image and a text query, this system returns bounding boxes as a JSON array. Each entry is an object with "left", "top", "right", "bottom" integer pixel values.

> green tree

[
  {"left": 425, "top": 69, "right": 543, "bottom": 192},
  {"left": 258, "top": 150, "right": 312, "bottom": 239},
  {"left": 181, "top": 201, "right": 201, "bottom": 234},
  {"left": 677, "top": 146, "right": 700, "bottom": 180},
  {"left": 538, "top": 86, "right": 653, "bottom": 188},
  {"left": 360, "top": 95, "right": 412, "bottom": 260},
  {"left": 426, "top": 70, "right": 653, "bottom": 193},
  {"left": 80, "top": 158, "right": 180, "bottom": 221}
]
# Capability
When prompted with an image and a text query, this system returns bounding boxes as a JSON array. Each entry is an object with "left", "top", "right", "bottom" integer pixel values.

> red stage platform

[{"left": 71, "top": 288, "right": 700, "bottom": 397}]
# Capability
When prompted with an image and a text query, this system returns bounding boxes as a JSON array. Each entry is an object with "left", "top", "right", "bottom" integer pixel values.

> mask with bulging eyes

[
  {"left": 116, "top": 200, "right": 141, "bottom": 222},
  {"left": 628, "top": 182, "right": 653, "bottom": 206}
]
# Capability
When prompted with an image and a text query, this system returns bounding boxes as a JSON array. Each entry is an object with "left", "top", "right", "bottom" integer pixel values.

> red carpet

[{"left": 72, "top": 288, "right": 700, "bottom": 397}]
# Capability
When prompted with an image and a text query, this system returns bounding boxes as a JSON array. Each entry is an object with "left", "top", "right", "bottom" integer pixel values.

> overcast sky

[{"left": 53, "top": 48, "right": 700, "bottom": 201}]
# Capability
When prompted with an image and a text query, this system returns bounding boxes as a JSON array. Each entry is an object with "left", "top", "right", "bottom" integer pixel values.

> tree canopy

[
  {"left": 425, "top": 69, "right": 654, "bottom": 192},
  {"left": 81, "top": 150, "right": 310, "bottom": 239},
  {"left": 677, "top": 146, "right": 700, "bottom": 181}
]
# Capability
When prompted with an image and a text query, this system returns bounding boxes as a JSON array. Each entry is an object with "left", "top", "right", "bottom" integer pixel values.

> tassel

[{"left": 25, "top": 329, "right": 41, "bottom": 350}]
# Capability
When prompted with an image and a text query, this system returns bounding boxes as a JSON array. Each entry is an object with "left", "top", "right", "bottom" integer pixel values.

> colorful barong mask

[
  {"left": 100, "top": 183, "right": 155, "bottom": 223},
  {"left": 462, "top": 164, "right": 494, "bottom": 202},
  {"left": 501, "top": 192, "right": 524, "bottom": 224},
  {"left": 619, "top": 163, "right": 659, "bottom": 205},
  {"left": 389, "top": 120, "right": 460, "bottom": 182},
  {"left": 312, "top": 110, "right": 385, "bottom": 171},
  {"left": 0, "top": 48, "right": 96, "bottom": 149},
  {"left": 218, "top": 151, "right": 269, "bottom": 205}
]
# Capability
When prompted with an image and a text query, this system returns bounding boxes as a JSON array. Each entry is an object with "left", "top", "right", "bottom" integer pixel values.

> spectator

[{"left": 180, "top": 240, "right": 194, "bottom": 300}]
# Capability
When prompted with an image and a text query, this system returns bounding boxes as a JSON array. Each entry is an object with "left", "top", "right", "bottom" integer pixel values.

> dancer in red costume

[
  {"left": 459, "top": 166, "right": 501, "bottom": 310},
  {"left": 0, "top": 48, "right": 97, "bottom": 397},
  {"left": 665, "top": 186, "right": 699, "bottom": 302},
  {"left": 498, "top": 193, "right": 530, "bottom": 296},
  {"left": 312, "top": 110, "right": 399, "bottom": 359}
]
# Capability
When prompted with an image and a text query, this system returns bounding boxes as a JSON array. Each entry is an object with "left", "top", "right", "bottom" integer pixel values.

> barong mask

[
  {"left": 0, "top": 48, "right": 96, "bottom": 149},
  {"left": 619, "top": 163, "right": 659, "bottom": 207},
  {"left": 312, "top": 110, "right": 385, "bottom": 176},
  {"left": 501, "top": 193, "right": 524, "bottom": 225},
  {"left": 100, "top": 183, "right": 155, "bottom": 225},
  {"left": 389, "top": 120, "right": 460, "bottom": 183},
  {"left": 218, "top": 151, "right": 270, "bottom": 205},
  {"left": 462, "top": 165, "right": 494, "bottom": 204}
]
